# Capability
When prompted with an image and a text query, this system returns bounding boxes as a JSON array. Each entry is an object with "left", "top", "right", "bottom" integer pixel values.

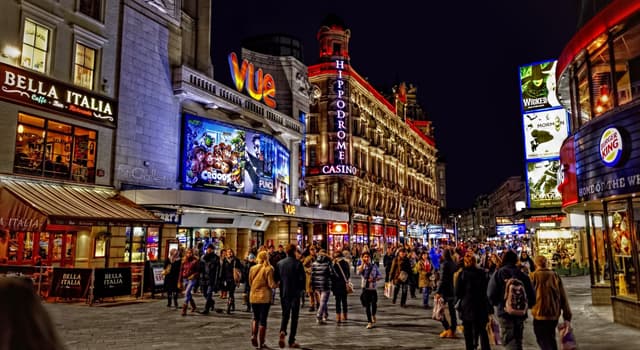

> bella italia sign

[{"left": 0, "top": 63, "right": 117, "bottom": 127}]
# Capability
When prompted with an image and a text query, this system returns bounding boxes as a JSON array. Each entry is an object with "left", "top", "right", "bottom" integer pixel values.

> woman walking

[
  {"left": 435, "top": 248, "right": 458, "bottom": 338},
  {"left": 389, "top": 247, "right": 412, "bottom": 307},
  {"left": 357, "top": 251, "right": 382, "bottom": 329},
  {"left": 417, "top": 251, "right": 433, "bottom": 308},
  {"left": 163, "top": 248, "right": 182, "bottom": 308},
  {"left": 249, "top": 251, "right": 278, "bottom": 349},
  {"left": 221, "top": 248, "right": 243, "bottom": 314},
  {"left": 456, "top": 253, "right": 492, "bottom": 350},
  {"left": 179, "top": 248, "right": 200, "bottom": 316},
  {"left": 332, "top": 250, "right": 351, "bottom": 323}
]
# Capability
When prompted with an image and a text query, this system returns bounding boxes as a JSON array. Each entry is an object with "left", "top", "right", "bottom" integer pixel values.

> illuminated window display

[
  {"left": 535, "top": 229, "right": 579, "bottom": 269},
  {"left": 588, "top": 213, "right": 608, "bottom": 286},
  {"left": 124, "top": 227, "right": 146, "bottom": 263},
  {"left": 608, "top": 202, "right": 636, "bottom": 299},
  {"left": 3, "top": 231, "right": 75, "bottom": 265},
  {"left": 14, "top": 113, "right": 97, "bottom": 183}
]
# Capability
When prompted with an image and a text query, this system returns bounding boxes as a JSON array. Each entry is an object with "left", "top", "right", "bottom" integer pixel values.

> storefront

[
  {"left": 0, "top": 177, "right": 162, "bottom": 268},
  {"left": 327, "top": 222, "right": 349, "bottom": 256}
]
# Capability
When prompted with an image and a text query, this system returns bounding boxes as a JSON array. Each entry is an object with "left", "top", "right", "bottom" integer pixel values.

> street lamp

[{"left": 450, "top": 214, "right": 461, "bottom": 245}]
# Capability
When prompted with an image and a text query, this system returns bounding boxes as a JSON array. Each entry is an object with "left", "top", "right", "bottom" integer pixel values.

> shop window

[
  {"left": 78, "top": 0, "right": 102, "bottom": 21},
  {"left": 608, "top": 202, "right": 636, "bottom": 300},
  {"left": 23, "top": 232, "right": 34, "bottom": 261},
  {"left": 576, "top": 62, "right": 592, "bottom": 126},
  {"left": 124, "top": 227, "right": 146, "bottom": 263},
  {"left": 14, "top": 113, "right": 97, "bottom": 183},
  {"left": 21, "top": 18, "right": 50, "bottom": 73},
  {"left": 612, "top": 22, "right": 640, "bottom": 103},
  {"left": 74, "top": 43, "right": 96, "bottom": 89},
  {"left": 146, "top": 227, "right": 159, "bottom": 261},
  {"left": 589, "top": 42, "right": 613, "bottom": 117},
  {"left": 589, "top": 213, "right": 609, "bottom": 286}
]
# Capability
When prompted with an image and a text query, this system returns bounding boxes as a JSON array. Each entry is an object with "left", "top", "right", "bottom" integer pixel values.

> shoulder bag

[{"left": 337, "top": 261, "right": 354, "bottom": 294}]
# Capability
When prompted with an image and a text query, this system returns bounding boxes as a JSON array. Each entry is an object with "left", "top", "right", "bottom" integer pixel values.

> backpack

[{"left": 504, "top": 277, "right": 528, "bottom": 316}]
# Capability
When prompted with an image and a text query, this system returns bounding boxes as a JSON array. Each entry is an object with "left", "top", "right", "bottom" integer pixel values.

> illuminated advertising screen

[
  {"left": 519, "top": 60, "right": 561, "bottom": 112},
  {"left": 181, "top": 113, "right": 289, "bottom": 199},
  {"left": 496, "top": 224, "right": 526, "bottom": 235},
  {"left": 522, "top": 108, "right": 569, "bottom": 160},
  {"left": 275, "top": 142, "right": 290, "bottom": 202},
  {"left": 526, "top": 159, "right": 562, "bottom": 208}
]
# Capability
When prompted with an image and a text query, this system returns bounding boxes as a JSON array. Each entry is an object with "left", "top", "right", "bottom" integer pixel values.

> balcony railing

[{"left": 172, "top": 65, "right": 302, "bottom": 135}]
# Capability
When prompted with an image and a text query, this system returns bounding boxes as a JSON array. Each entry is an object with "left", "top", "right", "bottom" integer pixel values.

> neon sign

[{"left": 228, "top": 52, "right": 276, "bottom": 108}]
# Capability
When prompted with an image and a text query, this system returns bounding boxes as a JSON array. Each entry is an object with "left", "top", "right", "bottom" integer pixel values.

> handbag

[
  {"left": 336, "top": 261, "right": 354, "bottom": 294},
  {"left": 558, "top": 321, "right": 577, "bottom": 350},
  {"left": 384, "top": 282, "right": 393, "bottom": 299},
  {"left": 398, "top": 270, "right": 409, "bottom": 283},
  {"left": 486, "top": 315, "right": 502, "bottom": 345},
  {"left": 432, "top": 295, "right": 445, "bottom": 321},
  {"left": 233, "top": 267, "right": 242, "bottom": 284}
]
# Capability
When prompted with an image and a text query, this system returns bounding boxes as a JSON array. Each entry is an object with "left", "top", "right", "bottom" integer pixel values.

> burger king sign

[{"left": 600, "top": 127, "right": 623, "bottom": 167}]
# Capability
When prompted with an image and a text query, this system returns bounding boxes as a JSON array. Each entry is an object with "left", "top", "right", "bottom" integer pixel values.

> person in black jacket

[
  {"left": 456, "top": 253, "right": 491, "bottom": 350},
  {"left": 487, "top": 250, "right": 536, "bottom": 350},
  {"left": 221, "top": 248, "right": 243, "bottom": 314},
  {"left": 198, "top": 244, "right": 220, "bottom": 315},
  {"left": 163, "top": 248, "right": 182, "bottom": 308},
  {"left": 243, "top": 253, "right": 257, "bottom": 312},
  {"left": 311, "top": 249, "right": 334, "bottom": 324},
  {"left": 435, "top": 248, "right": 458, "bottom": 338},
  {"left": 331, "top": 250, "right": 351, "bottom": 323},
  {"left": 274, "top": 244, "right": 306, "bottom": 349}
]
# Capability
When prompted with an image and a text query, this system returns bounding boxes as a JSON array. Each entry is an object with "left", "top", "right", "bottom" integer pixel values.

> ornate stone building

[{"left": 304, "top": 15, "right": 440, "bottom": 253}]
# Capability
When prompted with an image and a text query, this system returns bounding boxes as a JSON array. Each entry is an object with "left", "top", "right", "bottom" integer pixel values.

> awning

[{"left": 0, "top": 178, "right": 160, "bottom": 231}]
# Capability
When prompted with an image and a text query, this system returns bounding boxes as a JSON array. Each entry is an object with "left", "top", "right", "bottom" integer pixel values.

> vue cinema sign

[{"left": 228, "top": 52, "right": 276, "bottom": 108}]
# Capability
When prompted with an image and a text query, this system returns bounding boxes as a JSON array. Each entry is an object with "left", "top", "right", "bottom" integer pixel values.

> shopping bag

[
  {"left": 384, "top": 282, "right": 393, "bottom": 299},
  {"left": 486, "top": 315, "right": 502, "bottom": 345},
  {"left": 557, "top": 321, "right": 577, "bottom": 350},
  {"left": 432, "top": 295, "right": 445, "bottom": 321}
]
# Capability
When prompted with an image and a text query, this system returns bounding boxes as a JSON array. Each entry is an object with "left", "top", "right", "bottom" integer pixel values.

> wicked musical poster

[{"left": 520, "top": 60, "right": 561, "bottom": 112}]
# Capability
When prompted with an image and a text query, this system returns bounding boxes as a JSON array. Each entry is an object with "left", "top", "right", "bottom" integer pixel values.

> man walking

[
  {"left": 274, "top": 244, "right": 306, "bottom": 349},
  {"left": 487, "top": 250, "right": 536, "bottom": 350},
  {"left": 198, "top": 244, "right": 220, "bottom": 315},
  {"left": 530, "top": 255, "right": 571, "bottom": 350}
]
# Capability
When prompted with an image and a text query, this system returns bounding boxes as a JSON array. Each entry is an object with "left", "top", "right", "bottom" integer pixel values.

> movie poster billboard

[
  {"left": 522, "top": 108, "right": 569, "bottom": 160},
  {"left": 182, "top": 114, "right": 289, "bottom": 197},
  {"left": 275, "top": 142, "right": 290, "bottom": 203},
  {"left": 519, "top": 60, "right": 561, "bottom": 112},
  {"left": 526, "top": 159, "right": 562, "bottom": 208}
]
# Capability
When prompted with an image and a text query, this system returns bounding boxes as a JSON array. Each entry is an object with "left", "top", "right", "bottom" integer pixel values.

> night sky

[{"left": 211, "top": 0, "right": 579, "bottom": 209}]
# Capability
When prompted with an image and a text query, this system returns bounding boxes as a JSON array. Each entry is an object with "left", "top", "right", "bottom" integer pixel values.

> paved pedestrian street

[{"left": 45, "top": 274, "right": 640, "bottom": 350}]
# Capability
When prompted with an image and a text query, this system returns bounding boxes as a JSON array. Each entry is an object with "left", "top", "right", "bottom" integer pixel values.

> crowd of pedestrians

[{"left": 161, "top": 240, "right": 572, "bottom": 350}]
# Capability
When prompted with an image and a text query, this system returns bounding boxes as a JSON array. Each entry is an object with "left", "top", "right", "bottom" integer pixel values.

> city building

[
  {"left": 305, "top": 14, "right": 440, "bottom": 253},
  {"left": 115, "top": 1, "right": 347, "bottom": 261},
  {"left": 556, "top": 0, "right": 640, "bottom": 329},
  {"left": 0, "top": 0, "right": 162, "bottom": 268}
]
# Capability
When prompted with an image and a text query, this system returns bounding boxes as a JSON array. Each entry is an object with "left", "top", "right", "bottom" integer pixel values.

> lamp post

[{"left": 450, "top": 214, "right": 461, "bottom": 245}]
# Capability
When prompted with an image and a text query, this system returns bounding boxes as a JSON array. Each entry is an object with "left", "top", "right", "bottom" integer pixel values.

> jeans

[
  {"left": 422, "top": 287, "right": 431, "bottom": 307},
  {"left": 499, "top": 316, "right": 525, "bottom": 350},
  {"left": 334, "top": 292, "right": 348, "bottom": 315},
  {"left": 280, "top": 295, "right": 301, "bottom": 345},
  {"left": 441, "top": 297, "right": 457, "bottom": 331},
  {"left": 361, "top": 289, "right": 378, "bottom": 323},
  {"left": 183, "top": 278, "right": 197, "bottom": 304},
  {"left": 533, "top": 319, "right": 559, "bottom": 350},
  {"left": 203, "top": 283, "right": 215, "bottom": 308},
  {"left": 316, "top": 290, "right": 331, "bottom": 320},
  {"left": 393, "top": 281, "right": 408, "bottom": 306},
  {"left": 463, "top": 319, "right": 490, "bottom": 350}
]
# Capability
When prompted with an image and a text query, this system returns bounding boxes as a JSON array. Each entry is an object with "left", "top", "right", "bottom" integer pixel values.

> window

[
  {"left": 124, "top": 227, "right": 146, "bottom": 263},
  {"left": 577, "top": 62, "right": 591, "bottom": 124},
  {"left": 79, "top": 0, "right": 102, "bottom": 21},
  {"left": 590, "top": 43, "right": 613, "bottom": 116},
  {"left": 612, "top": 22, "right": 640, "bottom": 104},
  {"left": 308, "top": 115, "right": 319, "bottom": 133},
  {"left": 74, "top": 43, "right": 96, "bottom": 89},
  {"left": 14, "top": 113, "right": 97, "bottom": 183},
  {"left": 308, "top": 145, "right": 317, "bottom": 166},
  {"left": 21, "top": 19, "right": 50, "bottom": 73}
]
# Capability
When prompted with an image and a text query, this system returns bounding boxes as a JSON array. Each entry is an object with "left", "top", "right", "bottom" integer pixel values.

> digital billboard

[
  {"left": 519, "top": 60, "right": 561, "bottom": 112},
  {"left": 181, "top": 113, "right": 289, "bottom": 200},
  {"left": 526, "top": 159, "right": 562, "bottom": 208},
  {"left": 496, "top": 224, "right": 526, "bottom": 235},
  {"left": 522, "top": 108, "right": 569, "bottom": 160}
]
